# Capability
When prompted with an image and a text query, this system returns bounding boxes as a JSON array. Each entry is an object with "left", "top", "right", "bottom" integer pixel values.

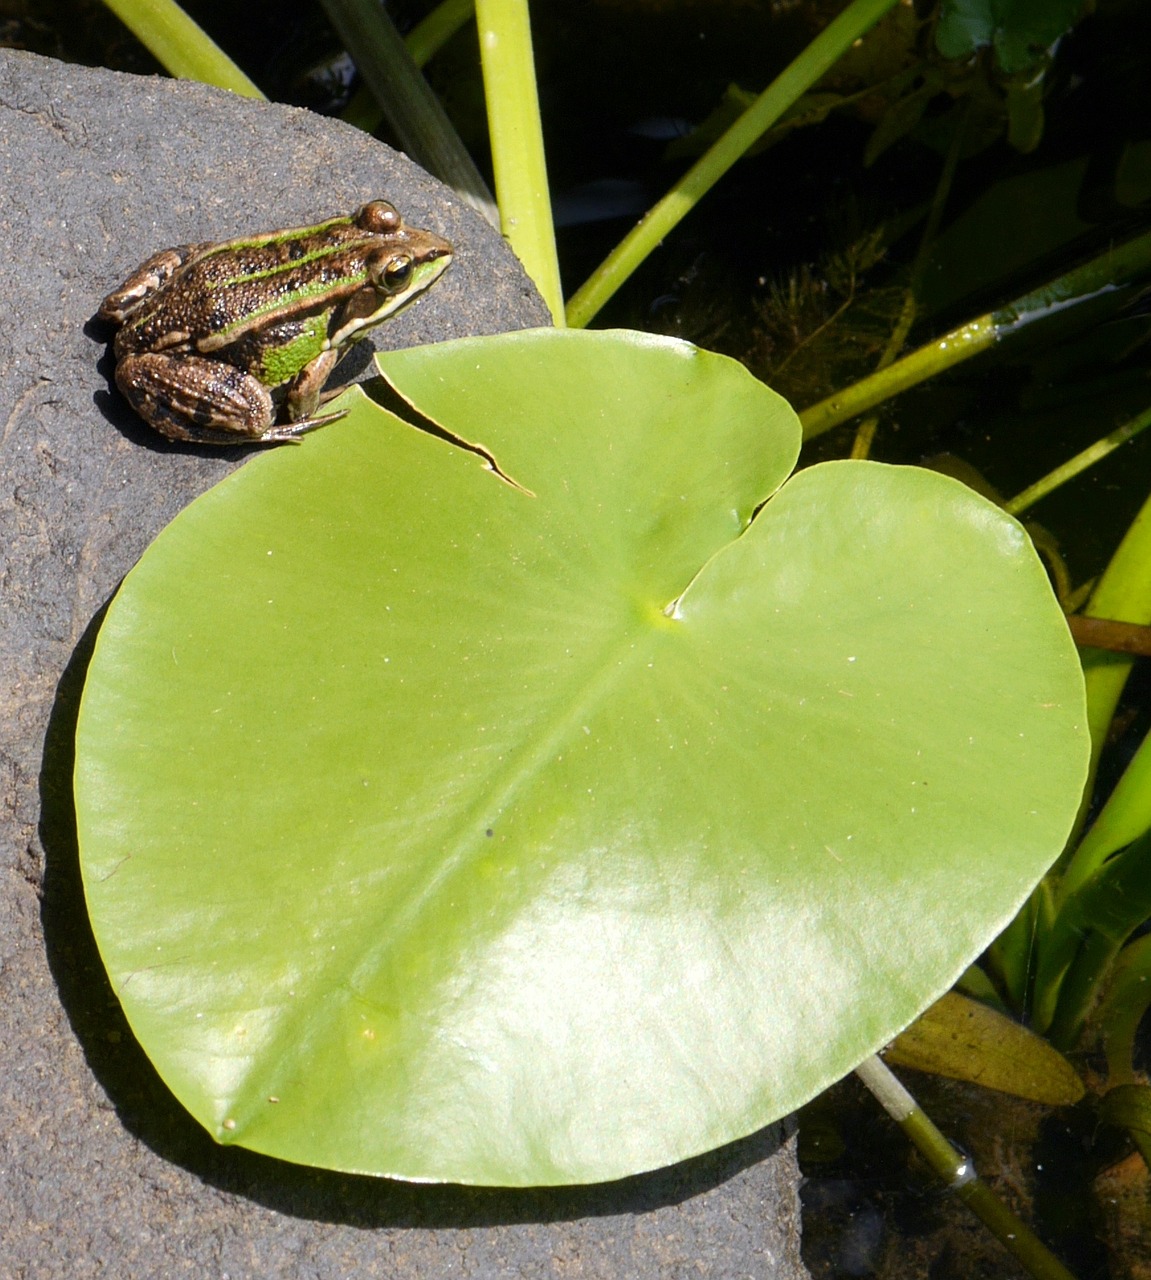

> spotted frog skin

[{"left": 99, "top": 201, "right": 453, "bottom": 444}]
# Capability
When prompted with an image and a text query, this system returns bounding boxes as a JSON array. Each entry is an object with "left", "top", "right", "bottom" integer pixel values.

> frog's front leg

[
  {"left": 284, "top": 347, "right": 349, "bottom": 430},
  {"left": 98, "top": 244, "right": 212, "bottom": 323},
  {"left": 113, "top": 352, "right": 286, "bottom": 444}
]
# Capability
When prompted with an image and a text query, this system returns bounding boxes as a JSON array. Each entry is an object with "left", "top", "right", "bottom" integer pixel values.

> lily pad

[{"left": 75, "top": 329, "right": 1088, "bottom": 1185}]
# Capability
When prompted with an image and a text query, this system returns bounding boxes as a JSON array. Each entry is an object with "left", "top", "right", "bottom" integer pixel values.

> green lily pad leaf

[{"left": 75, "top": 329, "right": 1088, "bottom": 1185}]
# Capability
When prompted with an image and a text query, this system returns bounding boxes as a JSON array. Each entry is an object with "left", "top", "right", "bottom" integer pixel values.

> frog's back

[{"left": 115, "top": 224, "right": 379, "bottom": 356}]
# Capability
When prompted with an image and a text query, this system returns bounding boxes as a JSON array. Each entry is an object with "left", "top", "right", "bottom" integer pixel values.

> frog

[{"left": 98, "top": 200, "right": 453, "bottom": 445}]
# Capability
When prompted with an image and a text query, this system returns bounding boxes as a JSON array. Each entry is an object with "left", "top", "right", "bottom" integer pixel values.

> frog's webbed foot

[{"left": 258, "top": 407, "right": 349, "bottom": 442}]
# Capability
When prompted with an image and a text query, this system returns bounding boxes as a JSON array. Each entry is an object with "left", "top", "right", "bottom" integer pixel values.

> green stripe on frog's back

[
  {"left": 203, "top": 212, "right": 356, "bottom": 258},
  {"left": 201, "top": 220, "right": 374, "bottom": 290},
  {"left": 196, "top": 248, "right": 381, "bottom": 351}
]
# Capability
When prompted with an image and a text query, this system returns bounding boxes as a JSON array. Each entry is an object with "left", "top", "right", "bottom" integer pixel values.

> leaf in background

[
  {"left": 75, "top": 329, "right": 1088, "bottom": 1185},
  {"left": 937, "top": 0, "right": 1087, "bottom": 75},
  {"left": 1006, "top": 70, "right": 1046, "bottom": 153},
  {"left": 863, "top": 70, "right": 942, "bottom": 167},
  {"left": 885, "top": 991, "right": 1085, "bottom": 1105},
  {"left": 1101, "top": 1083, "right": 1151, "bottom": 1138},
  {"left": 917, "top": 156, "right": 1093, "bottom": 315}
]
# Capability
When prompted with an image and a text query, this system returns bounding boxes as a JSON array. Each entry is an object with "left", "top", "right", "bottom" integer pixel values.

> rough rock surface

[{"left": 0, "top": 49, "right": 807, "bottom": 1279}]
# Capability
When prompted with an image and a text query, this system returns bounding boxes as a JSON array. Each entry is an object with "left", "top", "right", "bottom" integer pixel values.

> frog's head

[{"left": 340, "top": 200, "right": 453, "bottom": 340}]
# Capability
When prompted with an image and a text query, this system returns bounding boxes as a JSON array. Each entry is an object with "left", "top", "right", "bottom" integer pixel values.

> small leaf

[
  {"left": 863, "top": 71, "right": 944, "bottom": 167},
  {"left": 885, "top": 992, "right": 1085, "bottom": 1105},
  {"left": 1101, "top": 1083, "right": 1151, "bottom": 1137},
  {"left": 936, "top": 0, "right": 1087, "bottom": 75},
  {"left": 1006, "top": 73, "right": 1045, "bottom": 153}
]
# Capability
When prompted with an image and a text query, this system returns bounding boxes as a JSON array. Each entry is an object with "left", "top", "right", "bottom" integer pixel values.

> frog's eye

[{"left": 380, "top": 254, "right": 414, "bottom": 291}]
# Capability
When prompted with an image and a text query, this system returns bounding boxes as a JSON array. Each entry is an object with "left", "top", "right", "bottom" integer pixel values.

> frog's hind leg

[{"left": 114, "top": 352, "right": 279, "bottom": 443}]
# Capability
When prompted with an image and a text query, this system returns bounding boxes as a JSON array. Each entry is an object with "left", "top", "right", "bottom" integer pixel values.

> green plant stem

[
  {"left": 1005, "top": 404, "right": 1151, "bottom": 516},
  {"left": 565, "top": 0, "right": 900, "bottom": 328},
  {"left": 475, "top": 0, "right": 564, "bottom": 324},
  {"left": 988, "top": 881, "right": 1050, "bottom": 1014},
  {"left": 1076, "top": 484, "right": 1151, "bottom": 828},
  {"left": 1059, "top": 721, "right": 1151, "bottom": 902},
  {"left": 1048, "top": 932, "right": 1123, "bottom": 1051},
  {"left": 319, "top": 0, "right": 497, "bottom": 226},
  {"left": 1017, "top": 482, "right": 1151, "bottom": 1033},
  {"left": 100, "top": 0, "right": 264, "bottom": 97},
  {"left": 800, "top": 226, "right": 1151, "bottom": 440},
  {"left": 800, "top": 318, "right": 998, "bottom": 438},
  {"left": 407, "top": 0, "right": 475, "bottom": 67},
  {"left": 854, "top": 1056, "right": 1078, "bottom": 1280},
  {"left": 341, "top": 0, "right": 475, "bottom": 132},
  {"left": 849, "top": 417, "right": 879, "bottom": 458}
]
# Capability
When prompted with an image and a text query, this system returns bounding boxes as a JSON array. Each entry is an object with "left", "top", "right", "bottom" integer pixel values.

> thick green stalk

[
  {"left": 1094, "top": 934, "right": 1151, "bottom": 1083},
  {"left": 988, "top": 881, "right": 1051, "bottom": 1014},
  {"left": 475, "top": 0, "right": 564, "bottom": 324},
  {"left": 565, "top": 0, "right": 901, "bottom": 328},
  {"left": 1077, "top": 485, "right": 1151, "bottom": 796},
  {"left": 851, "top": 95, "right": 971, "bottom": 459},
  {"left": 1047, "top": 932, "right": 1123, "bottom": 1052},
  {"left": 855, "top": 1057, "right": 1078, "bottom": 1280},
  {"left": 319, "top": 0, "right": 497, "bottom": 226},
  {"left": 801, "top": 319, "right": 997, "bottom": 439},
  {"left": 800, "top": 226, "right": 1151, "bottom": 439},
  {"left": 100, "top": 0, "right": 264, "bottom": 97},
  {"left": 1016, "top": 463, "right": 1151, "bottom": 1031},
  {"left": 341, "top": 0, "right": 476, "bottom": 132}
]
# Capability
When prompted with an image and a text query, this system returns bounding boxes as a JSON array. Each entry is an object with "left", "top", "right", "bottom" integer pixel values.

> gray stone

[{"left": 0, "top": 48, "right": 806, "bottom": 1279}]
